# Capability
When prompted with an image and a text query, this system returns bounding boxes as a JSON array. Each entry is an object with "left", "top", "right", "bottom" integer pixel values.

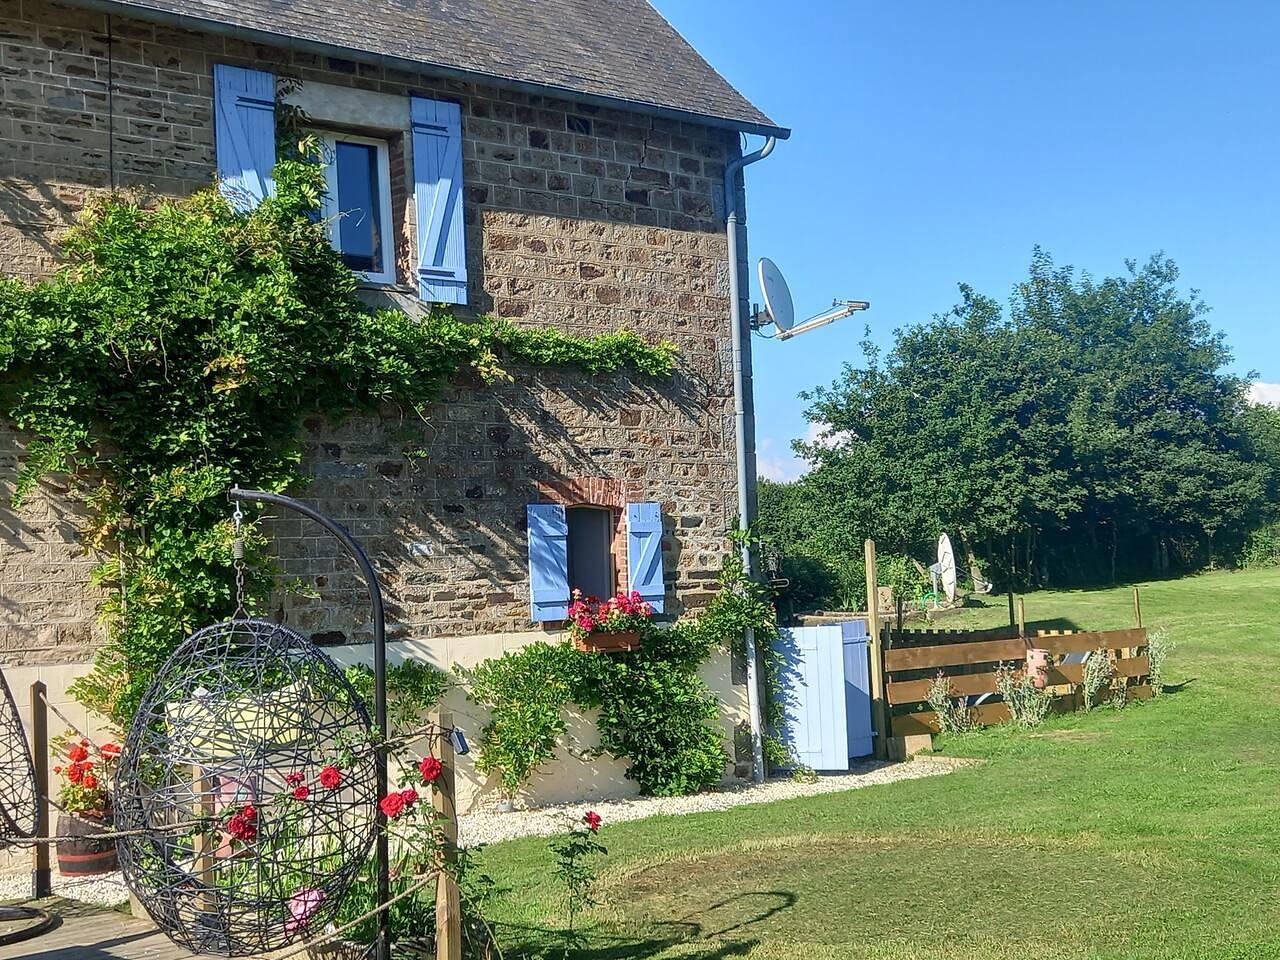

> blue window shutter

[
  {"left": 213, "top": 64, "right": 276, "bottom": 211},
  {"left": 527, "top": 504, "right": 569, "bottom": 622},
  {"left": 411, "top": 96, "right": 468, "bottom": 304},
  {"left": 627, "top": 502, "right": 665, "bottom": 614}
]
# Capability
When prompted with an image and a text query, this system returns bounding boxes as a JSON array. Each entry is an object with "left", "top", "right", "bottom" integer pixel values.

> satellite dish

[
  {"left": 758, "top": 257, "right": 795, "bottom": 333},
  {"left": 938, "top": 533, "right": 957, "bottom": 602}
]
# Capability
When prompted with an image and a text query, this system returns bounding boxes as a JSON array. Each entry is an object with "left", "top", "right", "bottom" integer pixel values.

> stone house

[{"left": 0, "top": 0, "right": 787, "bottom": 809}]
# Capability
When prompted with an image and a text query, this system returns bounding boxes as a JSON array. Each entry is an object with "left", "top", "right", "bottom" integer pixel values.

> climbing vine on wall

[
  {"left": 0, "top": 145, "right": 678, "bottom": 728},
  {"left": 460, "top": 531, "right": 786, "bottom": 798}
]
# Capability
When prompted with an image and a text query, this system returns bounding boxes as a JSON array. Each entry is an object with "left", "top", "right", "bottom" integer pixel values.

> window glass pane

[
  {"left": 567, "top": 508, "right": 613, "bottom": 600},
  {"left": 334, "top": 141, "right": 383, "bottom": 274}
]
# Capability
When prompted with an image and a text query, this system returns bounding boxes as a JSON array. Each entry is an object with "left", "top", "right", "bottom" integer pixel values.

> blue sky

[{"left": 652, "top": 1, "right": 1280, "bottom": 480}]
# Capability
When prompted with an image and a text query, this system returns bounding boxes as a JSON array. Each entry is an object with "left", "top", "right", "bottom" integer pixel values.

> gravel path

[
  {"left": 0, "top": 868, "right": 128, "bottom": 907},
  {"left": 459, "top": 756, "right": 969, "bottom": 847},
  {"left": 0, "top": 758, "right": 967, "bottom": 909}
]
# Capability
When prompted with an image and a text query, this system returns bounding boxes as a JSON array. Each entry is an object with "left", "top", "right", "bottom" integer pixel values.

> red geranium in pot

[
  {"left": 567, "top": 589, "right": 654, "bottom": 653},
  {"left": 52, "top": 734, "right": 122, "bottom": 876}
]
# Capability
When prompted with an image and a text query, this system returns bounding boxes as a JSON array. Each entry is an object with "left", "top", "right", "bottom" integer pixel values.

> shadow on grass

[
  {"left": 1024, "top": 617, "right": 1084, "bottom": 632},
  {"left": 498, "top": 889, "right": 797, "bottom": 959}
]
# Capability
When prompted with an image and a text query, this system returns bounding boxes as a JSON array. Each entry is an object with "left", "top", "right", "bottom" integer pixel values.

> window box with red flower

[{"left": 567, "top": 589, "right": 655, "bottom": 653}]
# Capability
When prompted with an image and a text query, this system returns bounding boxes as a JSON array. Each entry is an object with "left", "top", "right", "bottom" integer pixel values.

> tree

[{"left": 762, "top": 250, "right": 1271, "bottom": 605}]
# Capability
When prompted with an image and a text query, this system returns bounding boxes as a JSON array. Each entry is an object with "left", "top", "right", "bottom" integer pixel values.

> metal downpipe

[{"left": 725, "top": 136, "right": 776, "bottom": 783}]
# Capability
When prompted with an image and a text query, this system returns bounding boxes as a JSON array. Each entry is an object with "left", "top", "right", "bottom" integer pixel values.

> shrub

[
  {"left": 456, "top": 643, "right": 579, "bottom": 800},
  {"left": 1081, "top": 648, "right": 1117, "bottom": 710},
  {"left": 345, "top": 660, "right": 451, "bottom": 740},
  {"left": 1147, "top": 628, "right": 1175, "bottom": 695},
  {"left": 582, "top": 651, "right": 728, "bottom": 796},
  {"left": 994, "top": 662, "right": 1052, "bottom": 728},
  {"left": 925, "top": 672, "right": 974, "bottom": 735}
]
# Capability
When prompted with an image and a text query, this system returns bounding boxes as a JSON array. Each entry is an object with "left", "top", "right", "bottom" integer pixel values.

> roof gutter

[
  {"left": 68, "top": 0, "right": 791, "bottom": 140},
  {"left": 724, "top": 135, "right": 776, "bottom": 784}
]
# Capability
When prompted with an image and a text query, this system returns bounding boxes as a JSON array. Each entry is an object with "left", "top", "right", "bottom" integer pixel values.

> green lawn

[{"left": 477, "top": 568, "right": 1280, "bottom": 960}]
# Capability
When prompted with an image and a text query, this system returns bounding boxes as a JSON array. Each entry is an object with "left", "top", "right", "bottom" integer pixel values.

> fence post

[
  {"left": 1017, "top": 598, "right": 1027, "bottom": 639},
  {"left": 864, "top": 539, "right": 888, "bottom": 759},
  {"left": 30, "top": 681, "right": 51, "bottom": 900},
  {"left": 1133, "top": 587, "right": 1143, "bottom": 628},
  {"left": 432, "top": 710, "right": 462, "bottom": 960},
  {"left": 1007, "top": 591, "right": 1016, "bottom": 629}
]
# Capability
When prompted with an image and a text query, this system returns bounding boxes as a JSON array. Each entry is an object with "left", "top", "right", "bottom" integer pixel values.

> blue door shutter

[
  {"left": 527, "top": 504, "right": 570, "bottom": 622},
  {"left": 775, "top": 626, "right": 850, "bottom": 771},
  {"left": 627, "top": 502, "right": 665, "bottom": 614},
  {"left": 841, "top": 621, "right": 874, "bottom": 759},
  {"left": 411, "top": 96, "right": 468, "bottom": 304},
  {"left": 213, "top": 64, "right": 276, "bottom": 211}
]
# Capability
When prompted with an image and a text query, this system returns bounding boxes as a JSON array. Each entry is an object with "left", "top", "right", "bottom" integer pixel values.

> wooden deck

[{"left": 1, "top": 899, "right": 196, "bottom": 960}]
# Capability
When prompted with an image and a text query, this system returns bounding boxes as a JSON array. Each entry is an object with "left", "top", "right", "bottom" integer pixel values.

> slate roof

[{"left": 85, "top": 0, "right": 787, "bottom": 136}]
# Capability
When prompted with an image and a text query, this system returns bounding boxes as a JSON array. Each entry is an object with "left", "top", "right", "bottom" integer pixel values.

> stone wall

[{"left": 0, "top": 0, "right": 741, "bottom": 661}]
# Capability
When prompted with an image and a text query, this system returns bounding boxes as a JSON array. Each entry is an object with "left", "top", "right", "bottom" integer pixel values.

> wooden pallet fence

[{"left": 884, "top": 625, "right": 1151, "bottom": 737}]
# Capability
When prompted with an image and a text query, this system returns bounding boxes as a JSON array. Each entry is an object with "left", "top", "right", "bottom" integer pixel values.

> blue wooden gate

[{"left": 774, "top": 622, "right": 874, "bottom": 770}]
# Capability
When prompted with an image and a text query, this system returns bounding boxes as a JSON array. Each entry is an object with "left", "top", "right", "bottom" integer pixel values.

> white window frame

[{"left": 316, "top": 130, "right": 397, "bottom": 286}]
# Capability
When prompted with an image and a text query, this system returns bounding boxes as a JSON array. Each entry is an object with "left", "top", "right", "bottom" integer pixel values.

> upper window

[
  {"left": 566, "top": 506, "right": 614, "bottom": 600},
  {"left": 317, "top": 132, "right": 396, "bottom": 285}
]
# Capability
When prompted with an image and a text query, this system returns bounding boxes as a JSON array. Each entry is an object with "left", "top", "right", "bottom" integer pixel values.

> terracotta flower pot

[
  {"left": 574, "top": 630, "right": 641, "bottom": 653},
  {"left": 1025, "top": 648, "right": 1051, "bottom": 689},
  {"left": 56, "top": 811, "right": 119, "bottom": 876}
]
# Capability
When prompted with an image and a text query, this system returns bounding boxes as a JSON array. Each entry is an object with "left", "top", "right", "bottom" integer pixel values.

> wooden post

[
  {"left": 432, "top": 711, "right": 462, "bottom": 960},
  {"left": 864, "top": 539, "right": 888, "bottom": 759},
  {"left": 30, "top": 682, "right": 51, "bottom": 900},
  {"left": 1007, "top": 591, "right": 1016, "bottom": 629},
  {"left": 192, "top": 767, "right": 215, "bottom": 914},
  {"left": 1017, "top": 598, "right": 1027, "bottom": 639},
  {"left": 1133, "top": 587, "right": 1143, "bottom": 628}
]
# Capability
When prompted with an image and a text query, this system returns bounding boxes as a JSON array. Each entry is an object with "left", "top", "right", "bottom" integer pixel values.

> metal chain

[{"left": 232, "top": 499, "right": 248, "bottom": 618}]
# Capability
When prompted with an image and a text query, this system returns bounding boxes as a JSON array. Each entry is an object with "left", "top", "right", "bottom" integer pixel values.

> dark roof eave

[{"left": 73, "top": 0, "right": 792, "bottom": 140}]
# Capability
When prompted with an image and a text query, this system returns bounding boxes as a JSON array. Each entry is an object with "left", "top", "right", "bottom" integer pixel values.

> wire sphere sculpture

[
  {"left": 0, "top": 665, "right": 38, "bottom": 848},
  {"left": 114, "top": 619, "right": 379, "bottom": 957}
]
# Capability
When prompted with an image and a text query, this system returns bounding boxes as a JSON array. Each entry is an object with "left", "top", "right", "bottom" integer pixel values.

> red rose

[
  {"left": 418, "top": 757, "right": 443, "bottom": 783},
  {"left": 227, "top": 813, "right": 257, "bottom": 842},
  {"left": 319, "top": 766, "right": 342, "bottom": 790},
  {"left": 68, "top": 745, "right": 89, "bottom": 763},
  {"left": 399, "top": 788, "right": 419, "bottom": 808},
  {"left": 240, "top": 804, "right": 257, "bottom": 822},
  {"left": 293, "top": 785, "right": 310, "bottom": 801},
  {"left": 379, "top": 792, "right": 405, "bottom": 818},
  {"left": 285, "top": 772, "right": 305, "bottom": 786},
  {"left": 584, "top": 811, "right": 602, "bottom": 833}
]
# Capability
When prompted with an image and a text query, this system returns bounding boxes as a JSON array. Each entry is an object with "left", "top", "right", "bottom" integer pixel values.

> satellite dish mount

[{"left": 752, "top": 257, "right": 869, "bottom": 341}]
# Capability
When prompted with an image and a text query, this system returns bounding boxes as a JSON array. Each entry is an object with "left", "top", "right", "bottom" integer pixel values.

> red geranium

[
  {"left": 318, "top": 766, "right": 342, "bottom": 790},
  {"left": 568, "top": 588, "right": 655, "bottom": 637},
  {"left": 67, "top": 744, "right": 89, "bottom": 763},
  {"left": 100, "top": 743, "right": 121, "bottom": 758},
  {"left": 82, "top": 774, "right": 98, "bottom": 790},
  {"left": 66, "top": 762, "right": 85, "bottom": 785},
  {"left": 418, "top": 757, "right": 442, "bottom": 783},
  {"left": 293, "top": 785, "right": 310, "bottom": 801},
  {"left": 584, "top": 811, "right": 602, "bottom": 833}
]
